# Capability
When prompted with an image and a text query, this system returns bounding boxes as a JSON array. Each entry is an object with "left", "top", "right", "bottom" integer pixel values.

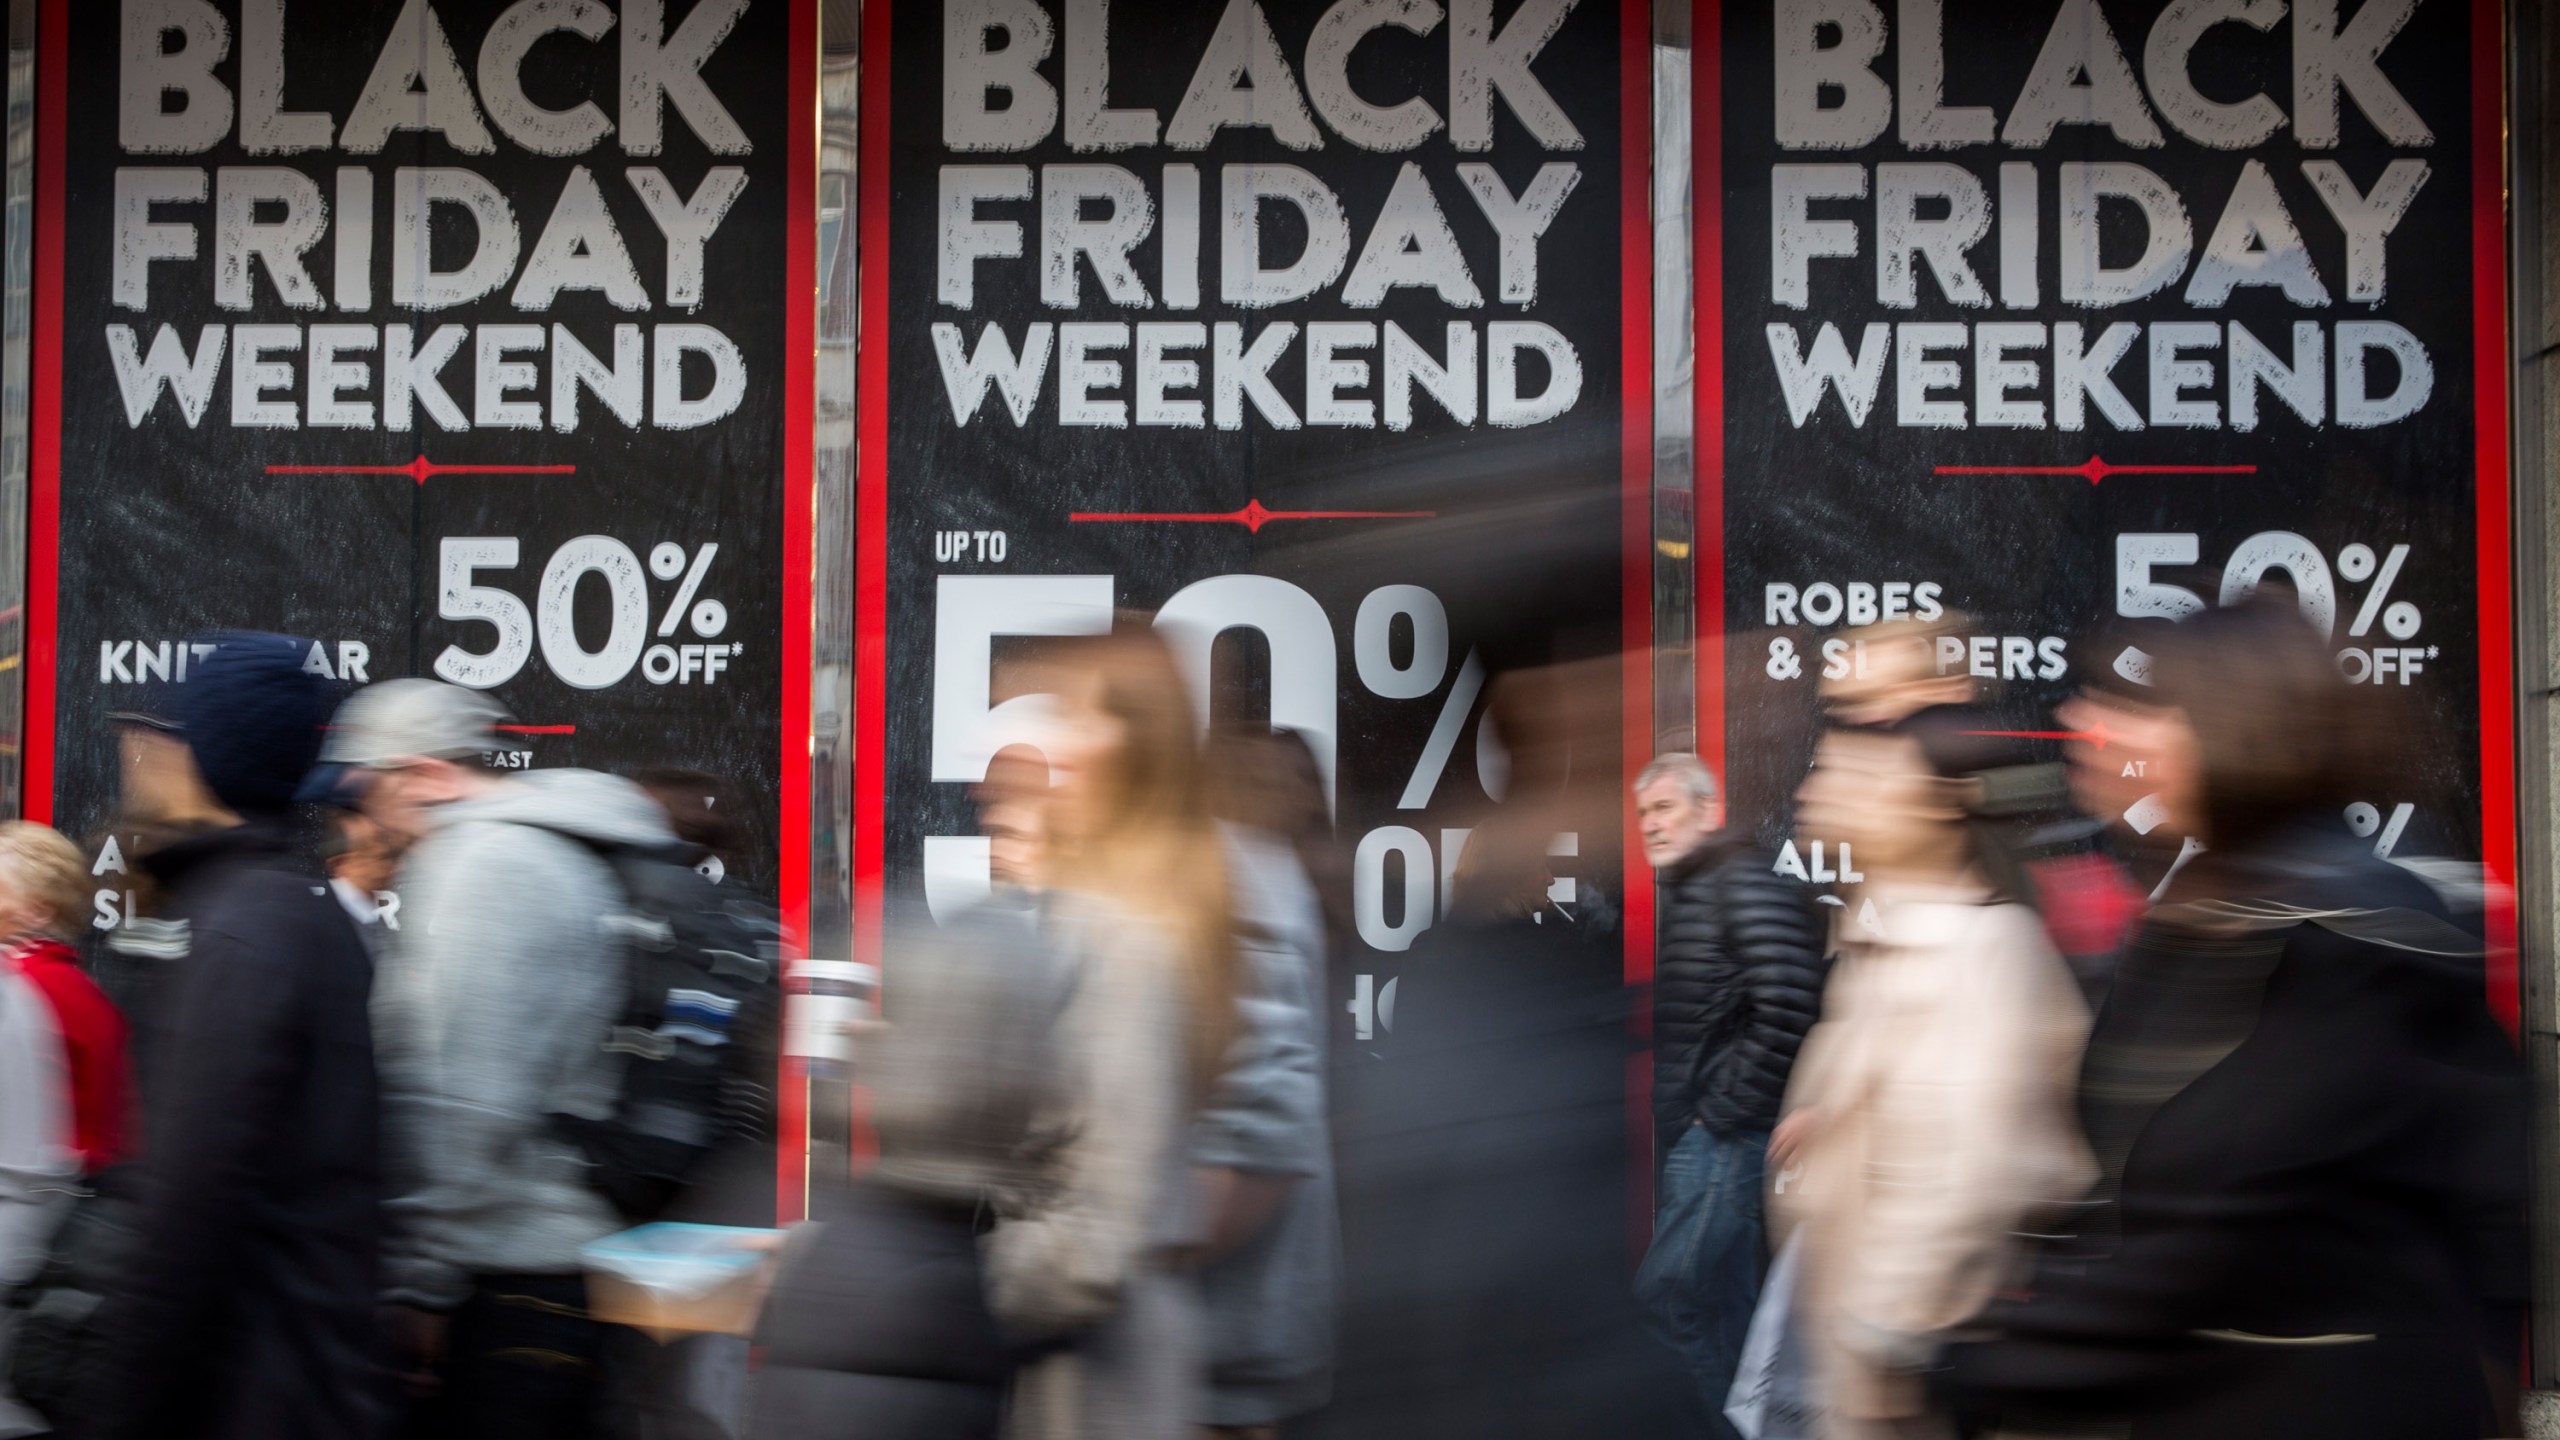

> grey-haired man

[{"left": 1629, "top": 754, "right": 1825, "bottom": 1435}]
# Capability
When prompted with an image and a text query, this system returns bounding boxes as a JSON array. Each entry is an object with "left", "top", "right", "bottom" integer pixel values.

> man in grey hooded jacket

[{"left": 326, "top": 679, "right": 679, "bottom": 1439}]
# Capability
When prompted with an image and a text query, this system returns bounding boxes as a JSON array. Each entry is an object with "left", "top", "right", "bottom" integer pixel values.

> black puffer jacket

[{"left": 1652, "top": 833, "right": 1826, "bottom": 1148}]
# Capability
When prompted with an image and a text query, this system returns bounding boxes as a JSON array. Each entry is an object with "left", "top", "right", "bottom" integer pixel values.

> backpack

[{"left": 554, "top": 843, "right": 786, "bottom": 1222}]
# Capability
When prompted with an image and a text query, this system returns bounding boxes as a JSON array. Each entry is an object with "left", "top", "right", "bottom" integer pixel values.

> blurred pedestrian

[
  {"left": 986, "top": 622, "right": 1236, "bottom": 1440},
  {"left": 7, "top": 818, "right": 150, "bottom": 1432},
  {"left": 331, "top": 679, "right": 679, "bottom": 1440},
  {"left": 747, "top": 906, "right": 1065, "bottom": 1440},
  {"left": 1320, "top": 818, "right": 1692, "bottom": 1440},
  {"left": 0, "top": 821, "right": 134, "bottom": 1180},
  {"left": 1943, "top": 597, "right": 2529, "bottom": 1440},
  {"left": 0, "top": 934, "right": 76, "bottom": 1439},
  {"left": 1776, "top": 627, "right": 2092, "bottom": 1440},
  {"left": 1629, "top": 754, "right": 1824, "bottom": 1434},
  {"left": 310, "top": 772, "right": 403, "bottom": 961},
  {"left": 1195, "top": 725, "right": 1341, "bottom": 1436},
  {"left": 0, "top": 819, "right": 136, "bottom": 1431},
  {"left": 85, "top": 633, "right": 382, "bottom": 1440}
]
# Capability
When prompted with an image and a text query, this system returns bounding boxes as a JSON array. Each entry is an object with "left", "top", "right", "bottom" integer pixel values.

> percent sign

[
  {"left": 2345, "top": 800, "right": 2415, "bottom": 857},
  {"left": 1351, "top": 586, "right": 1500, "bottom": 811},
  {"left": 2333, "top": 543, "right": 2422, "bottom": 641},
  {"left": 2215, "top": 532, "right": 2426, "bottom": 640},
  {"left": 647, "top": 542, "right": 729, "bottom": 638}
]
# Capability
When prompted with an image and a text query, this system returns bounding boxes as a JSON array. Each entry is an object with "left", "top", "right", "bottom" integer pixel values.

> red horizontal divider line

[
  {"left": 494, "top": 724, "right": 577, "bottom": 735},
  {"left": 1934, "top": 464, "right": 2257, "bottom": 476},
  {"left": 265, "top": 464, "right": 578, "bottom": 475},
  {"left": 1069, "top": 509, "right": 1436, "bottom": 522}
]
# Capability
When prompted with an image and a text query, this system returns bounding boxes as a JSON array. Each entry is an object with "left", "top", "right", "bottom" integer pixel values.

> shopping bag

[{"left": 1725, "top": 1233, "right": 1822, "bottom": 1440}]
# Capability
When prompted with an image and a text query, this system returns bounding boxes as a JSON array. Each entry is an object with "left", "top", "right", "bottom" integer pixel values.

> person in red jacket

[{"left": 0, "top": 820, "right": 132, "bottom": 1175}]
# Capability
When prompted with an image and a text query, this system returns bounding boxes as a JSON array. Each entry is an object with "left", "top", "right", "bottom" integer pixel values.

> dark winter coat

[
  {"left": 1943, "top": 824, "right": 2528, "bottom": 1440},
  {"left": 748, "top": 1183, "right": 1011, "bottom": 1440},
  {"left": 1650, "top": 833, "right": 1825, "bottom": 1148},
  {"left": 1314, "top": 911, "right": 1696, "bottom": 1440},
  {"left": 89, "top": 822, "right": 383, "bottom": 1440}
]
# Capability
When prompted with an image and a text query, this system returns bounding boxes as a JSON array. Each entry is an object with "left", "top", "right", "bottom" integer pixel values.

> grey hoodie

[{"left": 376, "top": 768, "right": 674, "bottom": 1309}]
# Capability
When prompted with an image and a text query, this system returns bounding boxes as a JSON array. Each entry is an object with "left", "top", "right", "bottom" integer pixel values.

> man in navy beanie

[{"left": 87, "top": 632, "right": 384, "bottom": 1440}]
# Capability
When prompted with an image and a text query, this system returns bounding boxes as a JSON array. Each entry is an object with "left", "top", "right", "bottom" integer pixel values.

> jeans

[{"left": 1633, "top": 1124, "right": 1767, "bottom": 1440}]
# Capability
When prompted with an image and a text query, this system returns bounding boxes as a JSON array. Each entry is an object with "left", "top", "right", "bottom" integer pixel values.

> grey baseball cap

[{"left": 321, "top": 678, "right": 521, "bottom": 767}]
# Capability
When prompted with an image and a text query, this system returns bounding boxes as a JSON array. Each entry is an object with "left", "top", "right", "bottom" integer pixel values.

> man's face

[
  {"left": 118, "top": 726, "right": 204, "bottom": 824},
  {"left": 330, "top": 810, "right": 402, "bottom": 895},
  {"left": 359, "top": 758, "right": 473, "bottom": 848},
  {"left": 1636, "top": 776, "right": 1720, "bottom": 869}
]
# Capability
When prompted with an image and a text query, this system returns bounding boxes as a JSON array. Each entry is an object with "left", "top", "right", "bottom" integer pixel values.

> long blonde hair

[{"left": 1047, "top": 621, "right": 1237, "bottom": 1091}]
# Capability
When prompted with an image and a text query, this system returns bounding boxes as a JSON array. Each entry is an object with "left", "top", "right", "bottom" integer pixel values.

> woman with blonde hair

[
  {"left": 0, "top": 822, "right": 127, "bottom": 1436},
  {"left": 0, "top": 821, "right": 131, "bottom": 1178},
  {"left": 988, "top": 619, "right": 1237, "bottom": 1440}
]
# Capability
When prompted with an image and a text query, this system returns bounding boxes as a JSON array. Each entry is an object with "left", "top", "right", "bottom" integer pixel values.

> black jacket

[
  {"left": 89, "top": 823, "right": 383, "bottom": 1440},
  {"left": 1650, "top": 834, "right": 1825, "bottom": 1146},
  {"left": 748, "top": 1182, "right": 1011, "bottom": 1440},
  {"left": 1944, "top": 825, "right": 2527, "bottom": 1440}
]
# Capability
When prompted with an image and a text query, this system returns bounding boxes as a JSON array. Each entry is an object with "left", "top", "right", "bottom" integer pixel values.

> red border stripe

[
  {"left": 2470, "top": 0, "right": 2518, "bottom": 1030},
  {"left": 26, "top": 0, "right": 65, "bottom": 825},
  {"left": 775, "top": 0, "right": 822, "bottom": 1222}
]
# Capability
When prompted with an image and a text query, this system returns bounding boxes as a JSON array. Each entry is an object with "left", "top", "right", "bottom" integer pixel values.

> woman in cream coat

[{"left": 1772, "top": 694, "right": 2092, "bottom": 1440}]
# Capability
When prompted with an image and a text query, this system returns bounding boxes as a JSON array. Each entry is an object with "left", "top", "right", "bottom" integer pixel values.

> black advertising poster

[
  {"left": 32, "top": 0, "right": 817, "bottom": 927},
  {"left": 1698, "top": 0, "right": 2515, "bottom": 1015},
  {"left": 855, "top": 0, "right": 1653, "bottom": 1026}
]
